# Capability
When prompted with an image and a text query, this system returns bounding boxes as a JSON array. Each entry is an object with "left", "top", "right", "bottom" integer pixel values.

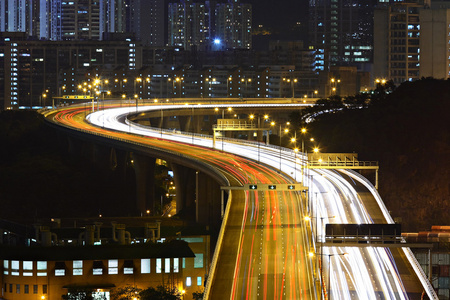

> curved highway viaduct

[
  {"left": 44, "top": 103, "right": 308, "bottom": 230},
  {"left": 43, "top": 103, "right": 436, "bottom": 300}
]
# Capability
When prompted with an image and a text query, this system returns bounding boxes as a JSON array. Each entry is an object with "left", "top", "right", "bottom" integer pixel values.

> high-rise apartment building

[
  {"left": 419, "top": 7, "right": 450, "bottom": 79},
  {"left": 374, "top": 1, "right": 429, "bottom": 84},
  {"left": 0, "top": 0, "right": 139, "bottom": 41},
  {"left": 309, "top": 0, "right": 378, "bottom": 71},
  {"left": 168, "top": 0, "right": 208, "bottom": 50},
  {"left": 0, "top": 0, "right": 31, "bottom": 33},
  {"left": 215, "top": 0, "right": 252, "bottom": 49},
  {"left": 167, "top": 0, "right": 252, "bottom": 50}
]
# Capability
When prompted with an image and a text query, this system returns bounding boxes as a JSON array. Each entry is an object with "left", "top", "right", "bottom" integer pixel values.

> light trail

[{"left": 47, "top": 102, "right": 437, "bottom": 299}]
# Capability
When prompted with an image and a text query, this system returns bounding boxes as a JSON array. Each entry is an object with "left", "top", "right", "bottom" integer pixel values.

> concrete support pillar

[
  {"left": 178, "top": 116, "right": 190, "bottom": 132},
  {"left": 158, "top": 114, "right": 167, "bottom": 129},
  {"left": 92, "top": 143, "right": 111, "bottom": 169},
  {"left": 67, "top": 136, "right": 81, "bottom": 157},
  {"left": 132, "top": 153, "right": 156, "bottom": 214},
  {"left": 171, "top": 163, "right": 196, "bottom": 218},
  {"left": 193, "top": 115, "right": 202, "bottom": 134},
  {"left": 257, "top": 130, "right": 263, "bottom": 142},
  {"left": 196, "top": 171, "right": 222, "bottom": 228}
]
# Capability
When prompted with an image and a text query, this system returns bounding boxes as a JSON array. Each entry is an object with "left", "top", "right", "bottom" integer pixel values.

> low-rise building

[{"left": 0, "top": 218, "right": 210, "bottom": 299}]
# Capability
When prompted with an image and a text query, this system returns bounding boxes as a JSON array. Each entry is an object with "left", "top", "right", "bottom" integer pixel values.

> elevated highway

[{"left": 42, "top": 102, "right": 437, "bottom": 300}]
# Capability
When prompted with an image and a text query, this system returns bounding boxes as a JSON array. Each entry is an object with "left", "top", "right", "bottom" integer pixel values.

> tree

[
  {"left": 139, "top": 285, "right": 182, "bottom": 300},
  {"left": 111, "top": 285, "right": 142, "bottom": 300},
  {"left": 62, "top": 287, "right": 107, "bottom": 300},
  {"left": 192, "top": 291, "right": 204, "bottom": 300}
]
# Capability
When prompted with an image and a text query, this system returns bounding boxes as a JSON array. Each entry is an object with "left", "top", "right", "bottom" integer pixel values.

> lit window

[
  {"left": 165, "top": 258, "right": 171, "bottom": 273},
  {"left": 37, "top": 261, "right": 47, "bottom": 276},
  {"left": 194, "top": 254, "right": 203, "bottom": 268},
  {"left": 186, "top": 277, "right": 192, "bottom": 287},
  {"left": 93, "top": 261, "right": 103, "bottom": 275},
  {"left": 108, "top": 260, "right": 118, "bottom": 274},
  {"left": 73, "top": 260, "right": 83, "bottom": 275},
  {"left": 197, "top": 276, "right": 202, "bottom": 286},
  {"left": 156, "top": 259, "right": 162, "bottom": 273},
  {"left": 141, "top": 259, "right": 150, "bottom": 274},
  {"left": 23, "top": 261, "right": 33, "bottom": 276},
  {"left": 3, "top": 260, "right": 8, "bottom": 275},
  {"left": 124, "top": 260, "right": 134, "bottom": 274},
  {"left": 55, "top": 262, "right": 66, "bottom": 276},
  {"left": 11, "top": 260, "right": 19, "bottom": 276},
  {"left": 173, "top": 258, "right": 179, "bottom": 273}
]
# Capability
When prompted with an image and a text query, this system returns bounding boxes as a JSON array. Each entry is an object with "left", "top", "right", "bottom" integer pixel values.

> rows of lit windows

[{"left": 2, "top": 256, "right": 204, "bottom": 277}]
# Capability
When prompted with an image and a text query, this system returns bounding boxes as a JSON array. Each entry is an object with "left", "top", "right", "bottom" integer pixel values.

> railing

[
  {"left": 213, "top": 123, "right": 259, "bottom": 129},
  {"left": 338, "top": 169, "right": 439, "bottom": 300},
  {"left": 203, "top": 187, "right": 234, "bottom": 299},
  {"left": 308, "top": 161, "right": 378, "bottom": 167}
]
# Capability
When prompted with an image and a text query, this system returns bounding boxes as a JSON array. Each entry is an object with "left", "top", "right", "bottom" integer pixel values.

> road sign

[{"left": 222, "top": 184, "right": 308, "bottom": 191}]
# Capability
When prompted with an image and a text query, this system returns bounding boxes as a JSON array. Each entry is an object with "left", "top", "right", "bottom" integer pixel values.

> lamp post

[
  {"left": 173, "top": 76, "right": 183, "bottom": 98},
  {"left": 210, "top": 78, "right": 216, "bottom": 98},
  {"left": 123, "top": 78, "right": 128, "bottom": 94},
  {"left": 294, "top": 147, "right": 299, "bottom": 181},
  {"left": 41, "top": 92, "right": 47, "bottom": 108},
  {"left": 134, "top": 93, "right": 138, "bottom": 112},
  {"left": 250, "top": 113, "right": 268, "bottom": 162},
  {"left": 144, "top": 77, "right": 150, "bottom": 100},
  {"left": 327, "top": 253, "right": 348, "bottom": 299},
  {"left": 227, "top": 76, "right": 232, "bottom": 97},
  {"left": 330, "top": 78, "right": 340, "bottom": 95},
  {"left": 135, "top": 77, "right": 142, "bottom": 99},
  {"left": 282, "top": 126, "right": 289, "bottom": 170}
]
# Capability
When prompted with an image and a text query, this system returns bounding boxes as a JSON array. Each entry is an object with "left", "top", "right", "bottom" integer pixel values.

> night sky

[{"left": 247, "top": 0, "right": 309, "bottom": 31}]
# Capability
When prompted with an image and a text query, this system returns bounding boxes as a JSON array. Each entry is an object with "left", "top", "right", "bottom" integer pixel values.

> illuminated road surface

[
  {"left": 45, "top": 103, "right": 436, "bottom": 300},
  {"left": 45, "top": 104, "right": 315, "bottom": 300}
]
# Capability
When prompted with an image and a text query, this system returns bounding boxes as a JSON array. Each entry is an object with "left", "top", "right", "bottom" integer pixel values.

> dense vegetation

[
  {"left": 0, "top": 110, "right": 142, "bottom": 221},
  {"left": 291, "top": 78, "right": 449, "bottom": 231}
]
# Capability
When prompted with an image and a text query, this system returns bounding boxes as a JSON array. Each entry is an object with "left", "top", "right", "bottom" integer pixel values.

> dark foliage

[
  {"left": 294, "top": 78, "right": 450, "bottom": 231},
  {"left": 192, "top": 291, "right": 204, "bottom": 300},
  {"left": 139, "top": 285, "right": 182, "bottom": 300},
  {"left": 0, "top": 110, "right": 143, "bottom": 221}
]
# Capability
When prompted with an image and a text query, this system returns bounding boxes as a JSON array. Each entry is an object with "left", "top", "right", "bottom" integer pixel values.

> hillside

[{"left": 303, "top": 78, "right": 450, "bottom": 231}]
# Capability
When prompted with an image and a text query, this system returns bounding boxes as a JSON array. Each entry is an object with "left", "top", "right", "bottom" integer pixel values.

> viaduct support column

[
  {"left": 196, "top": 171, "right": 221, "bottom": 228},
  {"left": 193, "top": 115, "right": 202, "bottom": 134},
  {"left": 178, "top": 116, "right": 191, "bottom": 132},
  {"left": 132, "top": 153, "right": 156, "bottom": 214},
  {"left": 171, "top": 163, "right": 196, "bottom": 219}
]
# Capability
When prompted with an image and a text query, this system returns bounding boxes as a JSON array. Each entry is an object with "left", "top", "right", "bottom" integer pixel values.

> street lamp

[
  {"left": 134, "top": 93, "right": 139, "bottom": 112},
  {"left": 330, "top": 78, "right": 340, "bottom": 95},
  {"left": 227, "top": 76, "right": 232, "bottom": 97},
  {"left": 272, "top": 122, "right": 290, "bottom": 171},
  {"left": 250, "top": 113, "right": 268, "bottom": 162},
  {"left": 145, "top": 77, "right": 151, "bottom": 99},
  {"left": 41, "top": 93, "right": 47, "bottom": 108},
  {"left": 135, "top": 77, "right": 142, "bottom": 99},
  {"left": 173, "top": 77, "right": 183, "bottom": 98}
]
